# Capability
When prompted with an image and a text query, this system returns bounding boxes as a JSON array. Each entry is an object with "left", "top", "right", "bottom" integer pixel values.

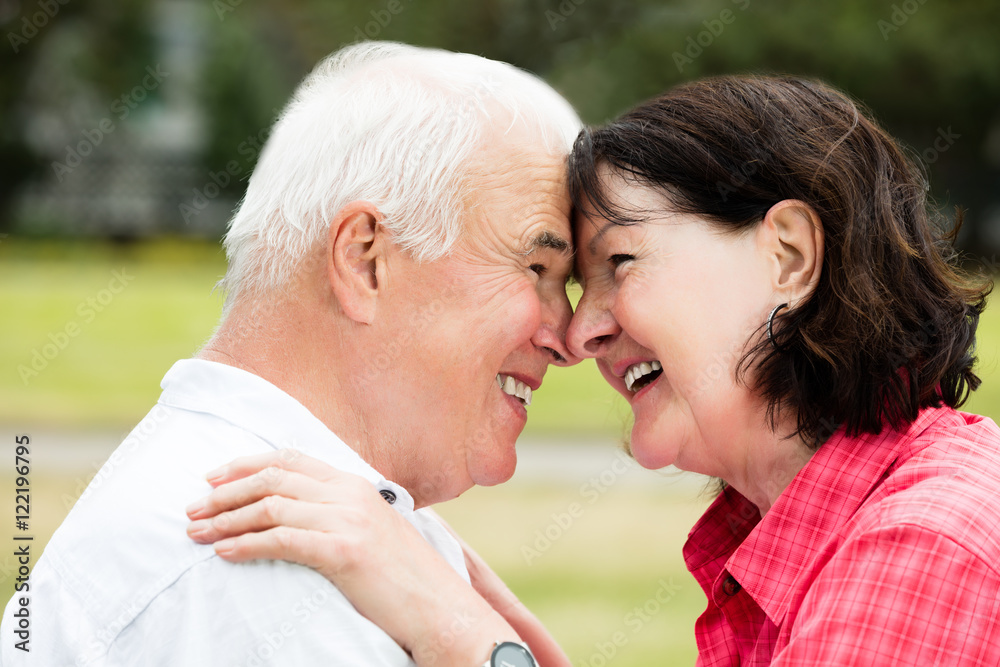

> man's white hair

[{"left": 218, "top": 41, "right": 581, "bottom": 311}]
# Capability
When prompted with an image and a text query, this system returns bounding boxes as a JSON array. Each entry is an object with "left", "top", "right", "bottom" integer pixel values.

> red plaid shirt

[{"left": 684, "top": 407, "right": 1000, "bottom": 665}]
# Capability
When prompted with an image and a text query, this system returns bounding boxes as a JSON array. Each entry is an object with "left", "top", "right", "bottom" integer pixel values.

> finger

[
  {"left": 186, "top": 467, "right": 331, "bottom": 520},
  {"left": 212, "top": 525, "right": 342, "bottom": 578},
  {"left": 205, "top": 449, "right": 337, "bottom": 486},
  {"left": 188, "top": 495, "right": 335, "bottom": 544}
]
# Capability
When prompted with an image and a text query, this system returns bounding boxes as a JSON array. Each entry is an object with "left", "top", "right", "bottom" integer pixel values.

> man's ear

[
  {"left": 759, "top": 200, "right": 825, "bottom": 304},
  {"left": 328, "top": 201, "right": 387, "bottom": 325}
]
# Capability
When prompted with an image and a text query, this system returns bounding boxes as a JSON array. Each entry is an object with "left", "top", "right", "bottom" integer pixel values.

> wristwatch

[{"left": 481, "top": 641, "right": 537, "bottom": 667}]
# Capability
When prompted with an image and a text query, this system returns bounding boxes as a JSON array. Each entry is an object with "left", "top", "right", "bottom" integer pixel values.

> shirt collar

[
  {"left": 687, "top": 406, "right": 954, "bottom": 625},
  {"left": 157, "top": 358, "right": 415, "bottom": 511}
]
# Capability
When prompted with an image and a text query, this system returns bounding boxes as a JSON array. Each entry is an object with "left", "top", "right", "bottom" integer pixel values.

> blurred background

[{"left": 2, "top": 0, "right": 999, "bottom": 664}]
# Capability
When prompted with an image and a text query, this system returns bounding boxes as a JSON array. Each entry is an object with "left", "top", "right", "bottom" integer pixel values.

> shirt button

[
  {"left": 722, "top": 575, "right": 742, "bottom": 596},
  {"left": 379, "top": 489, "right": 397, "bottom": 505}
]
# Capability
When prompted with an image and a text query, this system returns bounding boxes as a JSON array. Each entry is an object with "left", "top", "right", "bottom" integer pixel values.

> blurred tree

[
  {"left": 1, "top": 0, "right": 155, "bottom": 234},
  {"left": 195, "top": 5, "right": 297, "bottom": 204},
  {"left": 3, "top": 0, "right": 999, "bottom": 251},
  {"left": 539, "top": 0, "right": 1000, "bottom": 248}
]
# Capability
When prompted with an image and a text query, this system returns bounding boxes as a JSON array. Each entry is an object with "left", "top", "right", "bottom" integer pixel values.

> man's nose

[
  {"left": 566, "top": 291, "right": 621, "bottom": 360},
  {"left": 532, "top": 290, "right": 580, "bottom": 367}
]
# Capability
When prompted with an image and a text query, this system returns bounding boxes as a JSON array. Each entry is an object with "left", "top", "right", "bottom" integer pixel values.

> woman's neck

[{"left": 731, "top": 424, "right": 816, "bottom": 517}]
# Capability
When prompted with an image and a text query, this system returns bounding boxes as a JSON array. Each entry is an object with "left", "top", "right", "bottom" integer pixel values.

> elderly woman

[{"left": 186, "top": 75, "right": 1000, "bottom": 665}]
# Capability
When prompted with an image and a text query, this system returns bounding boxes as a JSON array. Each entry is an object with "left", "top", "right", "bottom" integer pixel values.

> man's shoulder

[
  {"left": 104, "top": 554, "right": 413, "bottom": 665},
  {"left": 19, "top": 403, "right": 279, "bottom": 659},
  {"left": 44, "top": 401, "right": 272, "bottom": 566},
  {"left": 19, "top": 543, "right": 413, "bottom": 666}
]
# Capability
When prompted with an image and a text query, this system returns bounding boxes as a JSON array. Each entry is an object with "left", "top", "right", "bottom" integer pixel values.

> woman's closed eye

[
  {"left": 608, "top": 254, "right": 635, "bottom": 268},
  {"left": 530, "top": 263, "right": 548, "bottom": 277}
]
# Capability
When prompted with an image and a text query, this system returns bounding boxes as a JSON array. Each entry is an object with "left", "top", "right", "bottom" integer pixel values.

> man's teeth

[
  {"left": 496, "top": 374, "right": 532, "bottom": 406},
  {"left": 624, "top": 360, "right": 662, "bottom": 392}
]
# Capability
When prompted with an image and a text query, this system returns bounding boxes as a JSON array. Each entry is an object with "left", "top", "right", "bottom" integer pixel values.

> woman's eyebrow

[{"left": 588, "top": 221, "right": 618, "bottom": 254}]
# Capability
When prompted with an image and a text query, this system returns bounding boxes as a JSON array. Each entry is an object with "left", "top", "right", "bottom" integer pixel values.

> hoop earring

[{"left": 767, "top": 303, "right": 788, "bottom": 351}]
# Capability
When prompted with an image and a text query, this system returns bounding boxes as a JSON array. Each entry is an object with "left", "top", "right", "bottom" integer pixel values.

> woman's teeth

[
  {"left": 624, "top": 361, "right": 662, "bottom": 392},
  {"left": 497, "top": 374, "right": 532, "bottom": 406}
]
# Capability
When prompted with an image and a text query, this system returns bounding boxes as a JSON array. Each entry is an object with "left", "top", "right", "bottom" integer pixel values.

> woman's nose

[{"left": 566, "top": 291, "right": 621, "bottom": 359}]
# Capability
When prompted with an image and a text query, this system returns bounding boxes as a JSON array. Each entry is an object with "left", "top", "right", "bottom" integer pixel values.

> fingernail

[
  {"left": 206, "top": 466, "right": 226, "bottom": 484},
  {"left": 215, "top": 538, "right": 235, "bottom": 556},
  {"left": 187, "top": 521, "right": 210, "bottom": 542},
  {"left": 185, "top": 499, "right": 206, "bottom": 519}
]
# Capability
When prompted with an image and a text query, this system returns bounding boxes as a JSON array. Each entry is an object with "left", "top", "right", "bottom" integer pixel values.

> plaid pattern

[{"left": 684, "top": 407, "right": 1000, "bottom": 665}]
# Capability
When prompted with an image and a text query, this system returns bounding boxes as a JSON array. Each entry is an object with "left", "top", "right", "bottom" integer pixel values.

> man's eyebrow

[{"left": 519, "top": 230, "right": 573, "bottom": 256}]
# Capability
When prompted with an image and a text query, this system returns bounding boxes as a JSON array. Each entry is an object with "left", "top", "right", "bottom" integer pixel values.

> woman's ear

[
  {"left": 760, "top": 199, "right": 825, "bottom": 304},
  {"left": 328, "top": 201, "right": 386, "bottom": 325}
]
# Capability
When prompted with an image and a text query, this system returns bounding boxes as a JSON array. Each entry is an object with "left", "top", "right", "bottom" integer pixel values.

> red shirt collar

[{"left": 683, "top": 406, "right": 958, "bottom": 626}]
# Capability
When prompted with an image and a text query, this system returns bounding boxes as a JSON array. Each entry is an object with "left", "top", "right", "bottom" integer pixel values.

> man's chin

[{"left": 469, "top": 446, "right": 519, "bottom": 489}]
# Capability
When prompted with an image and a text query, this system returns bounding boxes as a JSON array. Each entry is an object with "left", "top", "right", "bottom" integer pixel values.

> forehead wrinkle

[{"left": 461, "top": 136, "right": 572, "bottom": 269}]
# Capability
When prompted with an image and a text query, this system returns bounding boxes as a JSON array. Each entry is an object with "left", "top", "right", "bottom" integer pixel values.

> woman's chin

[{"left": 628, "top": 424, "right": 679, "bottom": 471}]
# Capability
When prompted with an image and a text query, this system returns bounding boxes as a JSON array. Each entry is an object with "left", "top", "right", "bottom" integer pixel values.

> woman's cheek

[{"left": 617, "top": 273, "right": 665, "bottom": 348}]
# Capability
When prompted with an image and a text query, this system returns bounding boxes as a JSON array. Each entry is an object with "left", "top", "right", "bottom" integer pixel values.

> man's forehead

[{"left": 463, "top": 136, "right": 574, "bottom": 260}]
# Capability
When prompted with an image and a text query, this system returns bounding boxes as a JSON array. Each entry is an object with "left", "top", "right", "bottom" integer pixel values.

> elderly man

[{"left": 1, "top": 42, "right": 579, "bottom": 666}]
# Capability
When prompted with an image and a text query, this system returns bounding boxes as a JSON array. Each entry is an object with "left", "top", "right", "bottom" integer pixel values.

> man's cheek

[
  {"left": 506, "top": 283, "right": 543, "bottom": 339},
  {"left": 493, "top": 303, "right": 539, "bottom": 346}
]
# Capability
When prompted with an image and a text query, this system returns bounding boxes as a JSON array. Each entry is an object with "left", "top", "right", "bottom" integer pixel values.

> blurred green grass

[
  {"left": 0, "top": 238, "right": 627, "bottom": 434},
  {"left": 436, "top": 484, "right": 711, "bottom": 667},
  {"left": 2, "top": 238, "right": 997, "bottom": 430},
  {"left": 0, "top": 472, "right": 709, "bottom": 667},
  {"left": 2, "top": 239, "right": 999, "bottom": 666}
]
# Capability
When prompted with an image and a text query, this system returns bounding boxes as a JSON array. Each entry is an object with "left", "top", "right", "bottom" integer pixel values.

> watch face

[{"left": 492, "top": 642, "right": 536, "bottom": 667}]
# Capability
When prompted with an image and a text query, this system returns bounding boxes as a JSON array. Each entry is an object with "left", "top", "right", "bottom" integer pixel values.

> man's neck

[{"left": 198, "top": 300, "right": 398, "bottom": 485}]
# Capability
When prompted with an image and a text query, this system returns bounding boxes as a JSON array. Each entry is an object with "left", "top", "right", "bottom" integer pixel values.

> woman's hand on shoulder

[{"left": 184, "top": 449, "right": 520, "bottom": 666}]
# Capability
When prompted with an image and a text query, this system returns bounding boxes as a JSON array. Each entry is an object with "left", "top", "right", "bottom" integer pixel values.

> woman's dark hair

[{"left": 569, "top": 75, "right": 992, "bottom": 447}]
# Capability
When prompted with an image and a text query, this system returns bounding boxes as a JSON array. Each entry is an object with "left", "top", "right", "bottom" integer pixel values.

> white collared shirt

[{"left": 1, "top": 359, "right": 468, "bottom": 666}]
